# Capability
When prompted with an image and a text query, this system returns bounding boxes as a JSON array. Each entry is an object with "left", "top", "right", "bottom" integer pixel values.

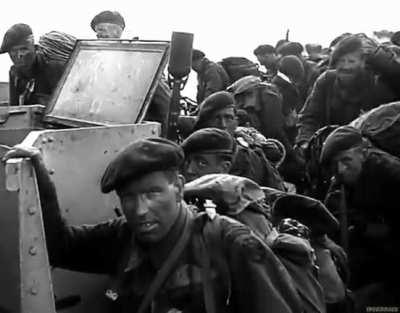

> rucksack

[
  {"left": 219, "top": 57, "right": 260, "bottom": 83},
  {"left": 37, "top": 31, "right": 77, "bottom": 65},
  {"left": 350, "top": 101, "right": 400, "bottom": 158}
]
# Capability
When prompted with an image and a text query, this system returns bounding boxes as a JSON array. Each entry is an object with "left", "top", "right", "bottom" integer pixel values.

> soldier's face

[
  {"left": 235, "top": 90, "right": 258, "bottom": 110},
  {"left": 94, "top": 23, "right": 123, "bottom": 39},
  {"left": 9, "top": 42, "right": 36, "bottom": 72},
  {"left": 117, "top": 171, "right": 184, "bottom": 243},
  {"left": 332, "top": 146, "right": 365, "bottom": 186},
  {"left": 206, "top": 108, "right": 237, "bottom": 135},
  {"left": 256, "top": 53, "right": 277, "bottom": 69},
  {"left": 336, "top": 50, "right": 365, "bottom": 84},
  {"left": 191, "top": 59, "right": 202, "bottom": 72},
  {"left": 183, "top": 153, "right": 231, "bottom": 182}
]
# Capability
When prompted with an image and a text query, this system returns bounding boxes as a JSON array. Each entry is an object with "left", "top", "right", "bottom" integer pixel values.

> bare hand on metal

[{"left": 2, "top": 144, "right": 41, "bottom": 162}]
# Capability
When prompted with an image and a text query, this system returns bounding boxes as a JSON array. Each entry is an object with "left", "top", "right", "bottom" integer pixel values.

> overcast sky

[{"left": 0, "top": 0, "right": 398, "bottom": 97}]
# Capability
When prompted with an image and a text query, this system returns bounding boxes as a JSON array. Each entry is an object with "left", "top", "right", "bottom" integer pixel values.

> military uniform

[
  {"left": 366, "top": 45, "right": 400, "bottom": 98},
  {"left": 9, "top": 51, "right": 65, "bottom": 106},
  {"left": 195, "top": 58, "right": 230, "bottom": 104},
  {"left": 320, "top": 127, "right": 400, "bottom": 307},
  {"left": 0, "top": 23, "right": 66, "bottom": 106},
  {"left": 297, "top": 69, "right": 397, "bottom": 144},
  {"left": 193, "top": 91, "right": 286, "bottom": 190},
  {"left": 30, "top": 137, "right": 303, "bottom": 313}
]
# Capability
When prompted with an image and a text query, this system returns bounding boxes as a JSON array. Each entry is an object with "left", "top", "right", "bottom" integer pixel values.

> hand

[
  {"left": 2, "top": 144, "right": 41, "bottom": 162},
  {"left": 323, "top": 235, "right": 348, "bottom": 266}
]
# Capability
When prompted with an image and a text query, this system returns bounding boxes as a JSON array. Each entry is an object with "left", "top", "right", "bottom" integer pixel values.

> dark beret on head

[
  {"left": 273, "top": 194, "right": 339, "bottom": 235},
  {"left": 320, "top": 125, "right": 363, "bottom": 165},
  {"left": 91, "top": 11, "right": 125, "bottom": 31},
  {"left": 101, "top": 137, "right": 184, "bottom": 193},
  {"left": 391, "top": 31, "right": 400, "bottom": 46},
  {"left": 278, "top": 55, "right": 305, "bottom": 83},
  {"left": 329, "top": 35, "right": 363, "bottom": 67},
  {"left": 195, "top": 91, "right": 236, "bottom": 130},
  {"left": 253, "top": 44, "right": 275, "bottom": 55},
  {"left": 277, "top": 42, "right": 304, "bottom": 56},
  {"left": 329, "top": 32, "right": 352, "bottom": 49},
  {"left": 1, "top": 23, "right": 33, "bottom": 53},
  {"left": 192, "top": 49, "right": 205, "bottom": 61},
  {"left": 275, "top": 39, "right": 288, "bottom": 50},
  {"left": 181, "top": 128, "right": 237, "bottom": 156}
]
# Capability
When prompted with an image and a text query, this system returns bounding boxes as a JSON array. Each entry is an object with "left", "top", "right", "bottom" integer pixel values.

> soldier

[
  {"left": 296, "top": 35, "right": 397, "bottom": 150},
  {"left": 320, "top": 126, "right": 400, "bottom": 309},
  {"left": 90, "top": 10, "right": 170, "bottom": 132},
  {"left": 191, "top": 49, "right": 230, "bottom": 103},
  {"left": 90, "top": 10, "right": 125, "bottom": 39},
  {"left": 365, "top": 42, "right": 400, "bottom": 98},
  {"left": 193, "top": 91, "right": 285, "bottom": 190},
  {"left": 180, "top": 128, "right": 237, "bottom": 183},
  {"left": 276, "top": 41, "right": 320, "bottom": 103},
  {"left": 0, "top": 23, "right": 65, "bottom": 106},
  {"left": 253, "top": 44, "right": 279, "bottom": 78},
  {"left": 3, "top": 139, "right": 303, "bottom": 313}
]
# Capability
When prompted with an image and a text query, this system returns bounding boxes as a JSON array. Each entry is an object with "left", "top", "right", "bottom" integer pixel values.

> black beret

[
  {"left": 275, "top": 39, "right": 288, "bottom": 50},
  {"left": 320, "top": 126, "right": 363, "bottom": 165},
  {"left": 391, "top": 31, "right": 400, "bottom": 46},
  {"left": 253, "top": 44, "right": 275, "bottom": 55},
  {"left": 1, "top": 23, "right": 33, "bottom": 53},
  {"left": 101, "top": 137, "right": 184, "bottom": 193},
  {"left": 329, "top": 32, "right": 352, "bottom": 48},
  {"left": 278, "top": 55, "right": 305, "bottom": 83},
  {"left": 194, "top": 91, "right": 236, "bottom": 130},
  {"left": 329, "top": 35, "right": 363, "bottom": 67},
  {"left": 277, "top": 42, "right": 304, "bottom": 56},
  {"left": 192, "top": 49, "right": 205, "bottom": 61},
  {"left": 181, "top": 128, "right": 237, "bottom": 156},
  {"left": 272, "top": 194, "right": 339, "bottom": 235},
  {"left": 91, "top": 11, "right": 125, "bottom": 31}
]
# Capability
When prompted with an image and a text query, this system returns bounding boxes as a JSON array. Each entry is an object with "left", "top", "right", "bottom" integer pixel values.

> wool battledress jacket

[{"left": 32, "top": 155, "right": 303, "bottom": 313}]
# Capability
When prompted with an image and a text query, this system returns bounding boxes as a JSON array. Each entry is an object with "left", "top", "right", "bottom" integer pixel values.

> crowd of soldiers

[{"left": 2, "top": 9, "right": 400, "bottom": 313}]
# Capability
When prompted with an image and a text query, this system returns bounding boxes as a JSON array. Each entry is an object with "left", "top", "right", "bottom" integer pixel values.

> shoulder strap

[{"left": 136, "top": 213, "right": 192, "bottom": 313}]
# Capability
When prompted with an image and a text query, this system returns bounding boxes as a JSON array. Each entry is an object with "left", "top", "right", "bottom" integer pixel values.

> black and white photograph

[{"left": 0, "top": 1, "right": 399, "bottom": 312}]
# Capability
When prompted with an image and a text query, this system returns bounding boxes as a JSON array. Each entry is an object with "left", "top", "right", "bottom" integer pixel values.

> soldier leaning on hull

[
  {"left": 3, "top": 140, "right": 303, "bottom": 313},
  {"left": 0, "top": 23, "right": 66, "bottom": 107}
]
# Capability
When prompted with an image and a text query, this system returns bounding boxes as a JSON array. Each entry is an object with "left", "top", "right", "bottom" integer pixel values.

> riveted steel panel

[
  {"left": 0, "top": 146, "right": 20, "bottom": 313},
  {"left": 19, "top": 122, "right": 160, "bottom": 313}
]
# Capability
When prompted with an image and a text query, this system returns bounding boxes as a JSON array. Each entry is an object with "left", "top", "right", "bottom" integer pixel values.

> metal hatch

[{"left": 43, "top": 39, "right": 170, "bottom": 127}]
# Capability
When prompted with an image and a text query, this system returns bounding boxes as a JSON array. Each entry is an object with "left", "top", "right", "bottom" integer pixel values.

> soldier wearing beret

[
  {"left": 253, "top": 44, "right": 279, "bottom": 78},
  {"left": 0, "top": 23, "right": 66, "bottom": 106},
  {"left": 181, "top": 128, "right": 237, "bottom": 183},
  {"left": 321, "top": 126, "right": 400, "bottom": 307},
  {"left": 297, "top": 35, "right": 397, "bottom": 149},
  {"left": 3, "top": 140, "right": 303, "bottom": 313},
  {"left": 90, "top": 10, "right": 171, "bottom": 132},
  {"left": 91, "top": 10, "right": 125, "bottom": 39},
  {"left": 276, "top": 41, "right": 320, "bottom": 104},
  {"left": 191, "top": 49, "right": 230, "bottom": 103},
  {"left": 194, "top": 91, "right": 286, "bottom": 190}
]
